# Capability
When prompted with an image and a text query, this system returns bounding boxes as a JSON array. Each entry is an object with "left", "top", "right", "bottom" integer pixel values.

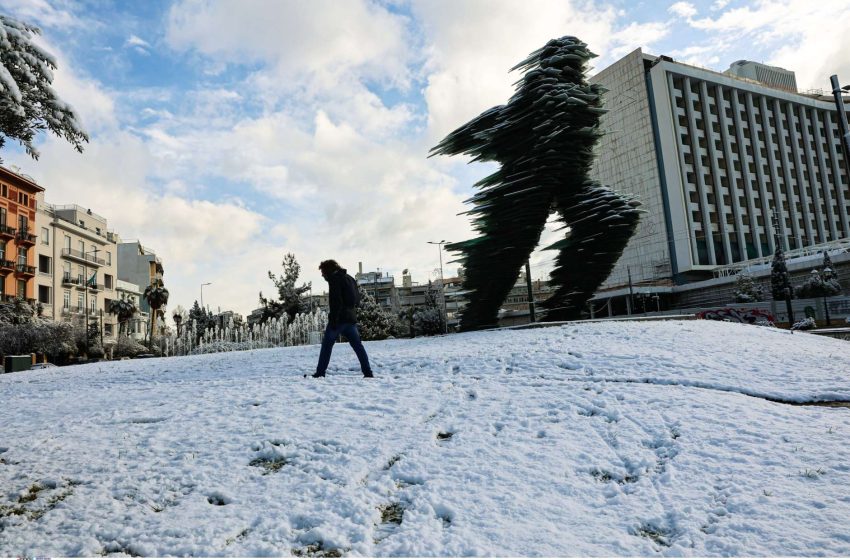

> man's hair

[{"left": 319, "top": 259, "right": 341, "bottom": 275}]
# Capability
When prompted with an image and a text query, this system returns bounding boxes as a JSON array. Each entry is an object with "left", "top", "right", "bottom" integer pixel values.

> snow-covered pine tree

[
  {"left": 821, "top": 252, "right": 842, "bottom": 294},
  {"left": 261, "top": 253, "right": 311, "bottom": 322},
  {"left": 0, "top": 15, "right": 88, "bottom": 161},
  {"left": 413, "top": 281, "right": 445, "bottom": 336},
  {"left": 796, "top": 269, "right": 825, "bottom": 299},
  {"left": 770, "top": 245, "right": 793, "bottom": 301},
  {"left": 733, "top": 273, "right": 763, "bottom": 303},
  {"left": 356, "top": 287, "right": 392, "bottom": 341}
]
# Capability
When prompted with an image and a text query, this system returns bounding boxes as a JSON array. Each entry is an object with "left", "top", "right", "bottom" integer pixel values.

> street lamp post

[
  {"left": 427, "top": 240, "right": 450, "bottom": 334},
  {"left": 200, "top": 282, "right": 212, "bottom": 313}
]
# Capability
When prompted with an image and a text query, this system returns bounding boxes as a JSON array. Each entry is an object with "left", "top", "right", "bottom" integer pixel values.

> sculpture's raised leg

[{"left": 541, "top": 183, "right": 642, "bottom": 320}]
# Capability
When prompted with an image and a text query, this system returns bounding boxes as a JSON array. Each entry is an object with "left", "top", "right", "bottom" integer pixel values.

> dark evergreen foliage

[
  {"left": 259, "top": 253, "right": 311, "bottom": 322},
  {"left": 356, "top": 287, "right": 393, "bottom": 341},
  {"left": 770, "top": 246, "right": 793, "bottom": 301},
  {"left": 734, "top": 273, "right": 763, "bottom": 303},
  {"left": 429, "top": 36, "right": 641, "bottom": 330}
]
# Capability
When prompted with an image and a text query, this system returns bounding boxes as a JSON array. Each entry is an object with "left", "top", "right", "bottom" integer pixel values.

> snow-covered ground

[{"left": 2, "top": 320, "right": 849, "bottom": 557}]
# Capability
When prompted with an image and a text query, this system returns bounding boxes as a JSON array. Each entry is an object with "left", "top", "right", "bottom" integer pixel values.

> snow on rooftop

[{"left": 1, "top": 320, "right": 849, "bottom": 556}]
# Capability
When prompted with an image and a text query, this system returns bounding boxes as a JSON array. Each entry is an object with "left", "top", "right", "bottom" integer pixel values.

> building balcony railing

[
  {"left": 0, "top": 259, "right": 15, "bottom": 272},
  {"left": 61, "top": 273, "right": 81, "bottom": 286},
  {"left": 15, "top": 263, "right": 36, "bottom": 277},
  {"left": 61, "top": 247, "right": 106, "bottom": 266},
  {"left": 0, "top": 224, "right": 15, "bottom": 239},
  {"left": 1, "top": 293, "right": 17, "bottom": 302},
  {"left": 15, "top": 230, "right": 37, "bottom": 246},
  {"left": 86, "top": 282, "right": 104, "bottom": 292}
]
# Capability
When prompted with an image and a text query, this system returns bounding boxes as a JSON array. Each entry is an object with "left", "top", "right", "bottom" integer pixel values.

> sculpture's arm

[{"left": 428, "top": 105, "right": 503, "bottom": 161}]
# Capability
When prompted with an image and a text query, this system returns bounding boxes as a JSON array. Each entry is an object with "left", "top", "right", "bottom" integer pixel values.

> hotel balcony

[
  {"left": 86, "top": 282, "right": 104, "bottom": 292},
  {"left": 15, "top": 230, "right": 37, "bottom": 246},
  {"left": 0, "top": 259, "right": 15, "bottom": 272},
  {"left": 61, "top": 248, "right": 106, "bottom": 266},
  {"left": 15, "top": 263, "right": 36, "bottom": 277},
  {"left": 0, "top": 224, "right": 15, "bottom": 239}
]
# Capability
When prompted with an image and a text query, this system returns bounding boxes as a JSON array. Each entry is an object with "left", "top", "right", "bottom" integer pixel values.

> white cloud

[
  {"left": 124, "top": 34, "right": 151, "bottom": 55},
  {"left": 412, "top": 0, "right": 671, "bottom": 145},
  {"left": 165, "top": 0, "right": 413, "bottom": 96},
  {"left": 669, "top": 2, "right": 698, "bottom": 19},
  {"left": 0, "top": 0, "right": 81, "bottom": 29},
  {"left": 681, "top": 0, "right": 850, "bottom": 90}
]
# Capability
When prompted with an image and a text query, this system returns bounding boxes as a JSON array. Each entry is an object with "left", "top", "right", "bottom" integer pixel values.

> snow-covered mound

[{"left": 1, "top": 320, "right": 849, "bottom": 556}]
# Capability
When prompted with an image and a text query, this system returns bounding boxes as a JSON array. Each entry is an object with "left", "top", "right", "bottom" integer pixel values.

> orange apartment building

[{"left": 0, "top": 166, "right": 40, "bottom": 303}]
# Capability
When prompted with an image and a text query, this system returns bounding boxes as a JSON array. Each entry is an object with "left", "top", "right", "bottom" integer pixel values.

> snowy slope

[{"left": 1, "top": 320, "right": 849, "bottom": 556}]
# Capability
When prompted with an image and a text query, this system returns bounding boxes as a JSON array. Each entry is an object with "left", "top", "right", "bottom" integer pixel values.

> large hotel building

[{"left": 590, "top": 49, "right": 850, "bottom": 312}]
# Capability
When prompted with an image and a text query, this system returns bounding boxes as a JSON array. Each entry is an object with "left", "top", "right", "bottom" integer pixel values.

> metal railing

[
  {"left": 61, "top": 248, "right": 106, "bottom": 265},
  {"left": 62, "top": 273, "right": 81, "bottom": 285},
  {"left": 15, "top": 230, "right": 36, "bottom": 244},
  {"left": 16, "top": 263, "right": 36, "bottom": 275},
  {"left": 0, "top": 259, "right": 15, "bottom": 270},
  {"left": 0, "top": 224, "right": 15, "bottom": 237}
]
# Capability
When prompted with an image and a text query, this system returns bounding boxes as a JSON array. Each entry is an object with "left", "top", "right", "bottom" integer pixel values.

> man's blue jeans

[{"left": 316, "top": 323, "right": 372, "bottom": 375}]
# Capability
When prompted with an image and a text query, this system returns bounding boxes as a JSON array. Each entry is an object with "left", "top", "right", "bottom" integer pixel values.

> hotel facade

[{"left": 589, "top": 49, "right": 850, "bottom": 311}]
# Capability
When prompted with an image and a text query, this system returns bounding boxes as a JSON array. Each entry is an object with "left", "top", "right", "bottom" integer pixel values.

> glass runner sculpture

[{"left": 430, "top": 36, "right": 642, "bottom": 330}]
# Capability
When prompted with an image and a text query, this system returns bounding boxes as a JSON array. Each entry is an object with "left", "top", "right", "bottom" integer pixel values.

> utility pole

[
  {"left": 427, "top": 241, "right": 450, "bottom": 334},
  {"left": 524, "top": 260, "right": 536, "bottom": 323},
  {"left": 830, "top": 75, "right": 850, "bottom": 166}
]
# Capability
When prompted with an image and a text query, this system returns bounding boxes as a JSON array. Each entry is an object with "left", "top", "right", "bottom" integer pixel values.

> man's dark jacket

[{"left": 327, "top": 268, "right": 358, "bottom": 326}]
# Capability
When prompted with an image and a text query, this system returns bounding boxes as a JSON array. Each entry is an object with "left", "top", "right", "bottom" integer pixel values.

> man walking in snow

[{"left": 309, "top": 260, "right": 374, "bottom": 378}]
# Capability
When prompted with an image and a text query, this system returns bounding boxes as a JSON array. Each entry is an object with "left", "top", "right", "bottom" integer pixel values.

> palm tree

[
  {"left": 109, "top": 297, "right": 137, "bottom": 336},
  {"left": 143, "top": 279, "right": 169, "bottom": 345}
]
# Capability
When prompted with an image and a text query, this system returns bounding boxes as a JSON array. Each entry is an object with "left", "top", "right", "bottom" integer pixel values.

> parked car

[{"left": 30, "top": 363, "right": 58, "bottom": 370}]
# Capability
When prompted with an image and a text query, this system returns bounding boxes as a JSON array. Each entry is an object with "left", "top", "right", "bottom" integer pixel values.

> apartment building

[
  {"left": 117, "top": 241, "right": 164, "bottom": 332},
  {"left": 589, "top": 49, "right": 850, "bottom": 312},
  {"left": 0, "top": 166, "right": 41, "bottom": 304},
  {"left": 35, "top": 199, "right": 119, "bottom": 340},
  {"left": 116, "top": 279, "right": 148, "bottom": 341}
]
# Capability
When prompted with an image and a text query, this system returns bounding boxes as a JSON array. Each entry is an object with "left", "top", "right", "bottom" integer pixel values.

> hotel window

[
  {"left": 0, "top": 207, "right": 6, "bottom": 226},
  {"left": 17, "top": 246, "right": 27, "bottom": 265},
  {"left": 18, "top": 215, "right": 27, "bottom": 232},
  {"left": 77, "top": 293, "right": 84, "bottom": 311},
  {"left": 0, "top": 184, "right": 6, "bottom": 198},
  {"left": 0, "top": 240, "right": 4, "bottom": 260},
  {"left": 63, "top": 261, "right": 71, "bottom": 280},
  {"left": 17, "top": 279, "right": 26, "bottom": 299},
  {"left": 107, "top": 251, "right": 112, "bottom": 265},
  {"left": 64, "top": 235, "right": 71, "bottom": 251},
  {"left": 78, "top": 240, "right": 84, "bottom": 254},
  {"left": 104, "top": 274, "right": 113, "bottom": 289},
  {"left": 90, "top": 298, "right": 96, "bottom": 313},
  {"left": 38, "top": 285, "right": 51, "bottom": 305},
  {"left": 63, "top": 290, "right": 70, "bottom": 310},
  {"left": 41, "top": 227, "right": 49, "bottom": 245}
]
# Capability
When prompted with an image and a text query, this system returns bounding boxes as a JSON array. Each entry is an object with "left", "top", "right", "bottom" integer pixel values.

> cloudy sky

[{"left": 1, "top": 0, "right": 848, "bottom": 318}]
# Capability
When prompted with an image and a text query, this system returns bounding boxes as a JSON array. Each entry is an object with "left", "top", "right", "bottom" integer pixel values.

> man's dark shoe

[
  {"left": 307, "top": 372, "right": 325, "bottom": 378},
  {"left": 363, "top": 372, "right": 374, "bottom": 378}
]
